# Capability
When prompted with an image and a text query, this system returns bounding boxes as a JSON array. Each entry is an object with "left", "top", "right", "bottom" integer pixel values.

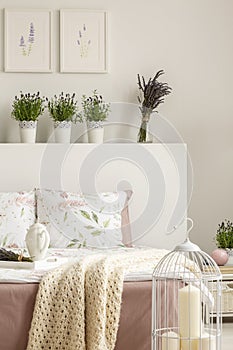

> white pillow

[
  {"left": 0, "top": 191, "right": 36, "bottom": 248},
  {"left": 36, "top": 189, "right": 131, "bottom": 248}
]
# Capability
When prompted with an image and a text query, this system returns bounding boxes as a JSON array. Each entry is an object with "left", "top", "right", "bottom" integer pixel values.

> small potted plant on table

[
  {"left": 212, "top": 220, "right": 233, "bottom": 265},
  {"left": 47, "top": 92, "right": 79, "bottom": 143},
  {"left": 81, "top": 90, "right": 110, "bottom": 143},
  {"left": 11, "top": 91, "right": 45, "bottom": 143}
]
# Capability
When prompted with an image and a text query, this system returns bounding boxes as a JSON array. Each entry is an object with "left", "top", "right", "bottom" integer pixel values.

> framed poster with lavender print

[
  {"left": 4, "top": 9, "right": 53, "bottom": 72},
  {"left": 60, "top": 9, "right": 108, "bottom": 73}
]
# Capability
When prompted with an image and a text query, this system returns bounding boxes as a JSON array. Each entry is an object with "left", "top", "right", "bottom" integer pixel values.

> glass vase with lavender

[{"left": 137, "top": 70, "right": 172, "bottom": 143}]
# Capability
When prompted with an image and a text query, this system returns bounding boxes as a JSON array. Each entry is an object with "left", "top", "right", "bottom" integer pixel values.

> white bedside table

[{"left": 219, "top": 266, "right": 233, "bottom": 317}]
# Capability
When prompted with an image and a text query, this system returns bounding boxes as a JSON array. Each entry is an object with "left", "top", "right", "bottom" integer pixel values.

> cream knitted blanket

[{"left": 27, "top": 248, "right": 168, "bottom": 350}]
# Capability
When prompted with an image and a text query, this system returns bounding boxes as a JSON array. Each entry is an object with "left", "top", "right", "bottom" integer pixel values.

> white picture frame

[
  {"left": 4, "top": 9, "right": 53, "bottom": 73},
  {"left": 60, "top": 9, "right": 108, "bottom": 73}
]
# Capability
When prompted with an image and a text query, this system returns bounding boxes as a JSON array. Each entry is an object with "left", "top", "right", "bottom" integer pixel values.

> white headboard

[{"left": 0, "top": 143, "right": 187, "bottom": 249}]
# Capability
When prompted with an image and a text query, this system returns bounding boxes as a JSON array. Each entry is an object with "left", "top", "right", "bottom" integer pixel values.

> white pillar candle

[
  {"left": 180, "top": 339, "right": 198, "bottom": 350},
  {"left": 179, "top": 285, "right": 201, "bottom": 338},
  {"left": 199, "top": 333, "right": 216, "bottom": 350},
  {"left": 161, "top": 331, "right": 180, "bottom": 350},
  {"left": 180, "top": 333, "right": 216, "bottom": 350}
]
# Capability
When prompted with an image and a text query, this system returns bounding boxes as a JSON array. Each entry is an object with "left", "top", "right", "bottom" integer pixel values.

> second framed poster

[{"left": 60, "top": 9, "right": 108, "bottom": 73}]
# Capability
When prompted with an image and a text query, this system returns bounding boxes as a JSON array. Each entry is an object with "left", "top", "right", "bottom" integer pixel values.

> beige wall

[{"left": 0, "top": 0, "right": 232, "bottom": 253}]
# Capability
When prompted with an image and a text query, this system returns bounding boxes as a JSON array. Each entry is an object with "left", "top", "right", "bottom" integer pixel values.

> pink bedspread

[{"left": 0, "top": 281, "right": 152, "bottom": 350}]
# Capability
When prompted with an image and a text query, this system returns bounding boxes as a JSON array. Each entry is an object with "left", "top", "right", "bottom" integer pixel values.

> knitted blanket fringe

[{"left": 27, "top": 249, "right": 168, "bottom": 350}]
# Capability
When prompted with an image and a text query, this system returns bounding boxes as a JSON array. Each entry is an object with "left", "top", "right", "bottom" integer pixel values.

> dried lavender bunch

[
  {"left": 137, "top": 70, "right": 172, "bottom": 113},
  {"left": 0, "top": 248, "right": 33, "bottom": 262},
  {"left": 12, "top": 91, "right": 45, "bottom": 121},
  {"left": 47, "top": 92, "right": 79, "bottom": 122}
]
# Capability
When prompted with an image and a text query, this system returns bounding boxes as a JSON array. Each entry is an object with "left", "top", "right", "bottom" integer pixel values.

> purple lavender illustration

[
  {"left": 19, "top": 36, "right": 25, "bottom": 55},
  {"left": 76, "top": 24, "right": 91, "bottom": 58},
  {"left": 19, "top": 22, "right": 35, "bottom": 56},
  {"left": 19, "top": 36, "right": 25, "bottom": 47},
  {"left": 19, "top": 35, "right": 27, "bottom": 56},
  {"left": 28, "top": 22, "right": 35, "bottom": 55}
]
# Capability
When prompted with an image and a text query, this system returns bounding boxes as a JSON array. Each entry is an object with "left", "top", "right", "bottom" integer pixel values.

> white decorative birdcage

[{"left": 152, "top": 220, "right": 222, "bottom": 350}]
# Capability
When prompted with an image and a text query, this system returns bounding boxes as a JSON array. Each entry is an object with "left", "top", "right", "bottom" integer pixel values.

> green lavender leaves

[
  {"left": 216, "top": 220, "right": 233, "bottom": 249},
  {"left": 12, "top": 91, "right": 45, "bottom": 122}
]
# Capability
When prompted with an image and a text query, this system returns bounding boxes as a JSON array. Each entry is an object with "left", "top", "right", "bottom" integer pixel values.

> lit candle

[{"left": 161, "top": 331, "right": 180, "bottom": 350}]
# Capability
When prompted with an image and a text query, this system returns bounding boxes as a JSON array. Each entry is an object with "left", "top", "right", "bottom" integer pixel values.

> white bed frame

[{"left": 0, "top": 143, "right": 187, "bottom": 249}]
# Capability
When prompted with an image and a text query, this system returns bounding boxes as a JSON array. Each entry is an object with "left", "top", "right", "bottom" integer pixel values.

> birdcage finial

[
  {"left": 174, "top": 217, "right": 201, "bottom": 251},
  {"left": 186, "top": 217, "right": 194, "bottom": 239}
]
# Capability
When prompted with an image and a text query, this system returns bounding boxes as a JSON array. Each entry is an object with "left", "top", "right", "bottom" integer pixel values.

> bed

[
  {"left": 0, "top": 143, "right": 187, "bottom": 350},
  {"left": 0, "top": 282, "right": 154, "bottom": 350},
  {"left": 0, "top": 248, "right": 165, "bottom": 350}
]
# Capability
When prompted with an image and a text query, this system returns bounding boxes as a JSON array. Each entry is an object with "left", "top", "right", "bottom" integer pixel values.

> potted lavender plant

[
  {"left": 137, "top": 70, "right": 172, "bottom": 143},
  {"left": 47, "top": 92, "right": 79, "bottom": 143},
  {"left": 215, "top": 220, "right": 233, "bottom": 265},
  {"left": 11, "top": 91, "right": 45, "bottom": 143},
  {"left": 80, "top": 90, "right": 110, "bottom": 143}
]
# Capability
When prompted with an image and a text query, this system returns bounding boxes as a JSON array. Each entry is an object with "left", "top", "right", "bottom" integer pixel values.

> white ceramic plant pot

[
  {"left": 25, "top": 221, "right": 50, "bottom": 261},
  {"left": 87, "top": 121, "right": 104, "bottom": 143},
  {"left": 54, "top": 121, "right": 72, "bottom": 143},
  {"left": 19, "top": 121, "right": 37, "bottom": 143},
  {"left": 226, "top": 249, "right": 233, "bottom": 265}
]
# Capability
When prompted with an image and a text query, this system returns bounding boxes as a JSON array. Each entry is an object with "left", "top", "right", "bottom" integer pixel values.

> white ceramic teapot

[{"left": 25, "top": 219, "right": 50, "bottom": 261}]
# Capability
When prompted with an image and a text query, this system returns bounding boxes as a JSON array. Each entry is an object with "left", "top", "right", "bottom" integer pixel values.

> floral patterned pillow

[
  {"left": 36, "top": 189, "right": 132, "bottom": 248},
  {"left": 0, "top": 191, "right": 36, "bottom": 248}
]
